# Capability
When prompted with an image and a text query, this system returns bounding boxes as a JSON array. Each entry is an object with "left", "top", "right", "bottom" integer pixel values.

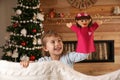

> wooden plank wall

[{"left": 41, "top": 0, "right": 120, "bottom": 75}]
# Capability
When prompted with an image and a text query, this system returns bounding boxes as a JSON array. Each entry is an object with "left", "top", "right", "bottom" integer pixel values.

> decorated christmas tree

[{"left": 0, "top": 0, "right": 44, "bottom": 62}]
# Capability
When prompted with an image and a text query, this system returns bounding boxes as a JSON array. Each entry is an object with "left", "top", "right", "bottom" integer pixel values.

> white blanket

[{"left": 0, "top": 60, "right": 120, "bottom": 80}]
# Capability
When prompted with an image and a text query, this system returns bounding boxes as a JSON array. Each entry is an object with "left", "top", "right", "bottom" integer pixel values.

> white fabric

[{"left": 0, "top": 60, "right": 120, "bottom": 80}]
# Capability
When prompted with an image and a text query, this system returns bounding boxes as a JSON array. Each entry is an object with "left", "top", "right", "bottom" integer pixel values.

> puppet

[{"left": 66, "top": 13, "right": 103, "bottom": 53}]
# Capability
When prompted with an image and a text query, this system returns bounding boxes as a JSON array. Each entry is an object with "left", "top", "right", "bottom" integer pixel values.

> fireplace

[{"left": 63, "top": 40, "right": 114, "bottom": 62}]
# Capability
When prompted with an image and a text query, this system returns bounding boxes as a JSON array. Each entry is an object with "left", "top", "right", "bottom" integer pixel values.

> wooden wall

[{"left": 41, "top": 0, "right": 120, "bottom": 75}]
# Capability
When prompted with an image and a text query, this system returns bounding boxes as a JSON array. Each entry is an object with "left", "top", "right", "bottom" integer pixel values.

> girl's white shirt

[{"left": 38, "top": 52, "right": 89, "bottom": 68}]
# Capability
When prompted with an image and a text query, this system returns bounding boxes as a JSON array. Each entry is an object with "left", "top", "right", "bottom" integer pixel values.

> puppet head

[{"left": 75, "top": 13, "right": 92, "bottom": 28}]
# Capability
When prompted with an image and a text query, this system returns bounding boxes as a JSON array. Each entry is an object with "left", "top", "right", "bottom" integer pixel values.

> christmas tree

[{"left": 0, "top": 0, "right": 44, "bottom": 62}]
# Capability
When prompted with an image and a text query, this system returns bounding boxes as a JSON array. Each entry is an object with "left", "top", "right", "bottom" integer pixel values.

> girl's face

[
  {"left": 43, "top": 36, "right": 63, "bottom": 58},
  {"left": 77, "top": 19, "right": 91, "bottom": 27}
]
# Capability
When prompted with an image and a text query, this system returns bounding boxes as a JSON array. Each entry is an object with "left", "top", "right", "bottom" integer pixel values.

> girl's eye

[
  {"left": 81, "top": 20, "right": 84, "bottom": 22},
  {"left": 58, "top": 39, "right": 62, "bottom": 42},
  {"left": 51, "top": 40, "right": 55, "bottom": 44}
]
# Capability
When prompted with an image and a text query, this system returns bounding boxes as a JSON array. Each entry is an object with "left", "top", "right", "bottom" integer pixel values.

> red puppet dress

[{"left": 71, "top": 22, "right": 99, "bottom": 53}]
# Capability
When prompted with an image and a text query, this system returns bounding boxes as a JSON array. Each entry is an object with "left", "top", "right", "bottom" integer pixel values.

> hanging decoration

[
  {"left": 32, "top": 29, "right": 37, "bottom": 33},
  {"left": 49, "top": 8, "right": 56, "bottom": 18},
  {"left": 16, "top": 9, "right": 22, "bottom": 15},
  {"left": 6, "top": 51, "right": 12, "bottom": 56},
  {"left": 21, "top": 28, "right": 27, "bottom": 36},
  {"left": 30, "top": 55, "right": 36, "bottom": 61},
  {"left": 21, "top": 41, "right": 26, "bottom": 46},
  {"left": 67, "top": 0, "right": 97, "bottom": 9},
  {"left": 13, "top": 22, "right": 19, "bottom": 28},
  {"left": 12, "top": 49, "right": 19, "bottom": 62},
  {"left": 36, "top": 13, "right": 44, "bottom": 21},
  {"left": 113, "top": 6, "right": 120, "bottom": 15},
  {"left": 37, "top": 38, "right": 42, "bottom": 45},
  {"left": 33, "top": 37, "right": 37, "bottom": 45}
]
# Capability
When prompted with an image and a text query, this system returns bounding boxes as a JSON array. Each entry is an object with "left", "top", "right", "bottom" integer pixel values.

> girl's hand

[
  {"left": 66, "top": 22, "right": 72, "bottom": 28},
  {"left": 20, "top": 61, "right": 29, "bottom": 68}
]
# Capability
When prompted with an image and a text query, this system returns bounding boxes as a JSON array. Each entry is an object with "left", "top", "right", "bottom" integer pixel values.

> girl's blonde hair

[{"left": 41, "top": 30, "right": 62, "bottom": 47}]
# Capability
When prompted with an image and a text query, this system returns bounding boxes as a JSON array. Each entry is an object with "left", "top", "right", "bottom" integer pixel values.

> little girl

[
  {"left": 66, "top": 13, "right": 103, "bottom": 53},
  {"left": 20, "top": 30, "right": 91, "bottom": 68}
]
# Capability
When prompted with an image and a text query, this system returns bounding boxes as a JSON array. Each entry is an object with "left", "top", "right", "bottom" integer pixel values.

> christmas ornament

[
  {"left": 113, "top": 6, "right": 120, "bottom": 15},
  {"left": 33, "top": 13, "right": 37, "bottom": 20},
  {"left": 16, "top": 9, "right": 22, "bottom": 15},
  {"left": 20, "top": 55, "right": 29, "bottom": 61},
  {"left": 60, "top": 13, "right": 64, "bottom": 18},
  {"left": 37, "top": 38, "right": 42, "bottom": 45},
  {"left": 32, "top": 29, "right": 37, "bottom": 33},
  {"left": 12, "top": 49, "right": 18, "bottom": 58},
  {"left": 21, "top": 28, "right": 27, "bottom": 36},
  {"left": 30, "top": 55, "right": 35, "bottom": 61},
  {"left": 23, "top": 21, "right": 26, "bottom": 23},
  {"left": 13, "top": 23, "right": 19, "bottom": 28},
  {"left": 6, "top": 51, "right": 12, "bottom": 56},
  {"left": 33, "top": 38, "right": 37, "bottom": 45},
  {"left": 49, "top": 8, "right": 55, "bottom": 18},
  {"left": 21, "top": 41, "right": 26, "bottom": 46},
  {"left": 36, "top": 13, "right": 44, "bottom": 21},
  {"left": 39, "top": 23, "right": 43, "bottom": 28},
  {"left": 37, "top": 3, "right": 40, "bottom": 8}
]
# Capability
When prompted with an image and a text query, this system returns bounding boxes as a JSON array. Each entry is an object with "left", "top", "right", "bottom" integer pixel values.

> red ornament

[
  {"left": 30, "top": 55, "right": 35, "bottom": 61},
  {"left": 49, "top": 8, "right": 55, "bottom": 18},
  {"left": 32, "top": 29, "right": 37, "bottom": 33},
  {"left": 21, "top": 41, "right": 26, "bottom": 46},
  {"left": 13, "top": 23, "right": 19, "bottom": 28},
  {"left": 60, "top": 13, "right": 64, "bottom": 18}
]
